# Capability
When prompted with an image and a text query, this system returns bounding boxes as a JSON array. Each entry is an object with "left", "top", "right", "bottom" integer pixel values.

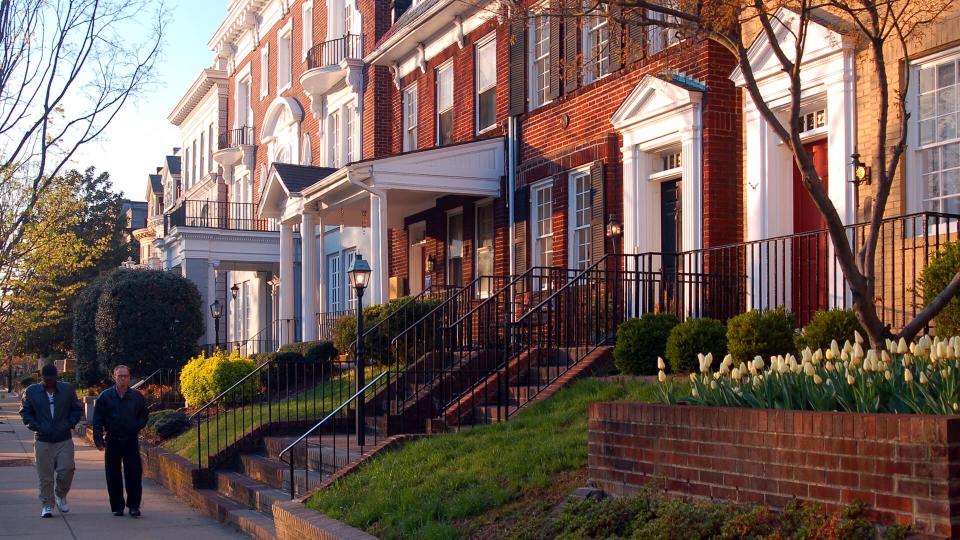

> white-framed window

[
  {"left": 301, "top": 134, "right": 312, "bottom": 165},
  {"left": 568, "top": 170, "right": 592, "bottom": 269},
  {"left": 403, "top": 83, "right": 418, "bottom": 152},
  {"left": 476, "top": 35, "right": 497, "bottom": 133},
  {"left": 260, "top": 45, "right": 270, "bottom": 99},
  {"left": 913, "top": 51, "right": 960, "bottom": 213},
  {"left": 582, "top": 7, "right": 610, "bottom": 84},
  {"left": 278, "top": 28, "right": 293, "bottom": 91},
  {"left": 529, "top": 15, "right": 551, "bottom": 109},
  {"left": 647, "top": 10, "right": 680, "bottom": 55},
  {"left": 208, "top": 124, "right": 214, "bottom": 172},
  {"left": 447, "top": 209, "right": 464, "bottom": 287},
  {"left": 475, "top": 201, "right": 495, "bottom": 297},
  {"left": 436, "top": 61, "right": 454, "bottom": 145},
  {"left": 328, "top": 109, "right": 341, "bottom": 167},
  {"left": 191, "top": 140, "right": 198, "bottom": 185},
  {"left": 327, "top": 252, "right": 342, "bottom": 312},
  {"left": 344, "top": 249, "right": 358, "bottom": 310},
  {"left": 237, "top": 76, "right": 252, "bottom": 128},
  {"left": 345, "top": 105, "right": 355, "bottom": 163},
  {"left": 199, "top": 134, "right": 205, "bottom": 180},
  {"left": 344, "top": 0, "right": 355, "bottom": 36},
  {"left": 302, "top": 2, "right": 314, "bottom": 60},
  {"left": 531, "top": 181, "right": 554, "bottom": 270}
]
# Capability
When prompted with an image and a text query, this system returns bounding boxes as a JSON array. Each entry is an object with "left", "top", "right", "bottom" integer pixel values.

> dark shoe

[
  {"left": 129, "top": 508, "right": 140, "bottom": 517},
  {"left": 113, "top": 510, "right": 124, "bottom": 516}
]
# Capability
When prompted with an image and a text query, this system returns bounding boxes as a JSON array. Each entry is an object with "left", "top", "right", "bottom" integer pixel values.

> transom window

[
  {"left": 569, "top": 171, "right": 592, "bottom": 269},
  {"left": 583, "top": 8, "right": 610, "bottom": 83},
  {"left": 530, "top": 16, "right": 550, "bottom": 109},
  {"left": 918, "top": 55, "right": 960, "bottom": 213},
  {"left": 403, "top": 84, "right": 418, "bottom": 151},
  {"left": 476, "top": 36, "right": 497, "bottom": 133},
  {"left": 436, "top": 62, "right": 454, "bottom": 145}
]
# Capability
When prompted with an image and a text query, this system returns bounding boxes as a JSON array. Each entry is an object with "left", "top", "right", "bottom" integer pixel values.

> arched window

[{"left": 301, "top": 134, "right": 312, "bottom": 165}]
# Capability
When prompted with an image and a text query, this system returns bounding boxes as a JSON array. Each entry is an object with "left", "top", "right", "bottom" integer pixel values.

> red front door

[{"left": 791, "top": 139, "right": 830, "bottom": 326}]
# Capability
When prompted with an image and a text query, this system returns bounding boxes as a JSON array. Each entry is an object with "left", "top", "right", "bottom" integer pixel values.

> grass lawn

[
  {"left": 306, "top": 376, "right": 670, "bottom": 540},
  {"left": 164, "top": 369, "right": 368, "bottom": 462}
]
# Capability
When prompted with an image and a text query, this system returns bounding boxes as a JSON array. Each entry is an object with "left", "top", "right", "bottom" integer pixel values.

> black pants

[{"left": 104, "top": 436, "right": 142, "bottom": 512}]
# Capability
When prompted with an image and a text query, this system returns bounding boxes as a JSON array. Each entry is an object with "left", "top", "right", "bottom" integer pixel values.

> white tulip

[
  {"left": 658, "top": 370, "right": 667, "bottom": 383},
  {"left": 898, "top": 338, "right": 908, "bottom": 354},
  {"left": 731, "top": 368, "right": 742, "bottom": 381},
  {"left": 753, "top": 356, "right": 765, "bottom": 371},
  {"left": 825, "top": 361, "right": 835, "bottom": 373},
  {"left": 904, "top": 369, "right": 914, "bottom": 383},
  {"left": 657, "top": 357, "right": 666, "bottom": 371},
  {"left": 884, "top": 370, "right": 892, "bottom": 381},
  {"left": 813, "top": 374, "right": 823, "bottom": 385},
  {"left": 920, "top": 372, "right": 929, "bottom": 385},
  {"left": 846, "top": 372, "right": 856, "bottom": 385},
  {"left": 855, "top": 330, "right": 864, "bottom": 344},
  {"left": 803, "top": 362, "right": 815, "bottom": 377}
]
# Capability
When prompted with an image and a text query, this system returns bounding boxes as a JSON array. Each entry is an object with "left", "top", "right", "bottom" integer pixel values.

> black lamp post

[
  {"left": 210, "top": 300, "right": 223, "bottom": 350},
  {"left": 347, "top": 254, "right": 372, "bottom": 446}
]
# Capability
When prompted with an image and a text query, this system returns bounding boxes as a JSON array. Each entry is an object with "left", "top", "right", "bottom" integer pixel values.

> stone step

[
  {"left": 216, "top": 471, "right": 289, "bottom": 518},
  {"left": 194, "top": 489, "right": 277, "bottom": 540},
  {"left": 470, "top": 404, "right": 519, "bottom": 423}
]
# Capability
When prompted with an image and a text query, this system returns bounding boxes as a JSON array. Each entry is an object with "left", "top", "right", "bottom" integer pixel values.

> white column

[
  {"left": 317, "top": 217, "right": 326, "bottom": 315},
  {"left": 301, "top": 212, "right": 318, "bottom": 341},
  {"left": 679, "top": 124, "right": 702, "bottom": 252},
  {"left": 369, "top": 192, "right": 389, "bottom": 305},
  {"left": 279, "top": 222, "right": 295, "bottom": 345},
  {"left": 826, "top": 58, "right": 856, "bottom": 308}
]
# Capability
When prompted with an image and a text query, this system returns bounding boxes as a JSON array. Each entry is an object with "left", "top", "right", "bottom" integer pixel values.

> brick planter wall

[{"left": 588, "top": 403, "right": 960, "bottom": 538}]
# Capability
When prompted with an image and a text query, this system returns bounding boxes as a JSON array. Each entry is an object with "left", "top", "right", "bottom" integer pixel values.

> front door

[
  {"left": 408, "top": 222, "right": 426, "bottom": 295},
  {"left": 791, "top": 139, "right": 830, "bottom": 325},
  {"left": 660, "top": 180, "right": 681, "bottom": 311},
  {"left": 446, "top": 210, "right": 464, "bottom": 287}
]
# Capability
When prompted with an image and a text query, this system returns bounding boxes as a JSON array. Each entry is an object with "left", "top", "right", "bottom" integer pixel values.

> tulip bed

[{"left": 656, "top": 333, "right": 960, "bottom": 414}]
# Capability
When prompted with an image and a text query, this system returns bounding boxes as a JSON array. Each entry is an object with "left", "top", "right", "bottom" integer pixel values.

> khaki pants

[{"left": 34, "top": 439, "right": 75, "bottom": 507}]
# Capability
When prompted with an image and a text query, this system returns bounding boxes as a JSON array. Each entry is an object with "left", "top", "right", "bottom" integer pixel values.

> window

[
  {"left": 260, "top": 45, "right": 269, "bottom": 98},
  {"left": 583, "top": 8, "right": 610, "bottom": 83},
  {"left": 475, "top": 202, "right": 495, "bottom": 297},
  {"left": 278, "top": 30, "right": 293, "bottom": 90},
  {"left": 301, "top": 134, "right": 312, "bottom": 165},
  {"left": 237, "top": 77, "right": 252, "bottom": 128},
  {"left": 199, "top": 133, "right": 205, "bottom": 179},
  {"left": 345, "top": 105, "right": 355, "bottom": 163},
  {"left": 344, "top": 249, "right": 358, "bottom": 310},
  {"left": 328, "top": 109, "right": 341, "bottom": 167},
  {"left": 302, "top": 3, "right": 314, "bottom": 60},
  {"left": 327, "top": 252, "right": 342, "bottom": 312},
  {"left": 569, "top": 171, "right": 592, "bottom": 269},
  {"left": 917, "top": 54, "right": 960, "bottom": 213},
  {"left": 476, "top": 36, "right": 496, "bottom": 133},
  {"left": 208, "top": 124, "right": 214, "bottom": 172},
  {"left": 403, "top": 84, "right": 418, "bottom": 151},
  {"left": 531, "top": 182, "right": 554, "bottom": 271},
  {"left": 529, "top": 16, "right": 550, "bottom": 109},
  {"left": 344, "top": 0, "right": 355, "bottom": 36},
  {"left": 647, "top": 10, "right": 680, "bottom": 55},
  {"left": 447, "top": 210, "right": 464, "bottom": 287},
  {"left": 436, "top": 62, "right": 454, "bottom": 145}
]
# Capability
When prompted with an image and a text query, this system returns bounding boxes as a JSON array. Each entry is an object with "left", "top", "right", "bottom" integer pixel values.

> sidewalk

[{"left": 0, "top": 391, "right": 247, "bottom": 539}]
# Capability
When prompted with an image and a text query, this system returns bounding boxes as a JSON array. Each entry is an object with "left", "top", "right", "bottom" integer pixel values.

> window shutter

[
  {"left": 563, "top": 16, "right": 579, "bottom": 94},
  {"left": 609, "top": 6, "right": 623, "bottom": 72},
  {"left": 590, "top": 161, "right": 606, "bottom": 263},
  {"left": 509, "top": 17, "right": 526, "bottom": 116},
  {"left": 547, "top": 8, "right": 561, "bottom": 100},
  {"left": 626, "top": 10, "right": 645, "bottom": 64},
  {"left": 513, "top": 185, "right": 530, "bottom": 273}
]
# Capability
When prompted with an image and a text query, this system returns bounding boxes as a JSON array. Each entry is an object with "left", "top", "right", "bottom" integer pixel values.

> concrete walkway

[{"left": 0, "top": 392, "right": 247, "bottom": 539}]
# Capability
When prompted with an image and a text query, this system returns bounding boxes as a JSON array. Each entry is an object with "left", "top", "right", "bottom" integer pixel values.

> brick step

[
  {"left": 238, "top": 454, "right": 313, "bottom": 492},
  {"left": 215, "top": 471, "right": 289, "bottom": 518},
  {"left": 264, "top": 436, "right": 379, "bottom": 473},
  {"left": 517, "top": 366, "right": 567, "bottom": 385},
  {"left": 194, "top": 489, "right": 277, "bottom": 540},
  {"left": 469, "top": 404, "right": 519, "bottom": 423}
]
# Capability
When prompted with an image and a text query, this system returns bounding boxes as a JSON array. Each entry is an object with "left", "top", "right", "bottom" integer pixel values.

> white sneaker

[
  {"left": 41, "top": 506, "right": 53, "bottom": 518},
  {"left": 55, "top": 496, "right": 69, "bottom": 513}
]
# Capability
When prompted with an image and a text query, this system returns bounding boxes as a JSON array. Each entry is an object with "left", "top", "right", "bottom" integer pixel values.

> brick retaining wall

[{"left": 588, "top": 403, "right": 960, "bottom": 538}]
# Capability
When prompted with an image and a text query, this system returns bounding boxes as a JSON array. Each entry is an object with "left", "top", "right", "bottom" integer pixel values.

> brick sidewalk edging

[{"left": 588, "top": 402, "right": 960, "bottom": 538}]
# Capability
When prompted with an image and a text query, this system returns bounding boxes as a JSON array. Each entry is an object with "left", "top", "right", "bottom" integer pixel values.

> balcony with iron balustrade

[
  {"left": 213, "top": 126, "right": 256, "bottom": 170},
  {"left": 300, "top": 34, "right": 364, "bottom": 103},
  {"left": 165, "top": 200, "right": 278, "bottom": 234}
]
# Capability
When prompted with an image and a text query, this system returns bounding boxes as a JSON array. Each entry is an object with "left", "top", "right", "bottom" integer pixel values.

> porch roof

[{"left": 259, "top": 163, "right": 341, "bottom": 220}]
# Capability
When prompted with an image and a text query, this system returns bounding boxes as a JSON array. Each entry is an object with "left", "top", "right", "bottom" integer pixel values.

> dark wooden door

[
  {"left": 791, "top": 139, "right": 830, "bottom": 325},
  {"left": 660, "top": 180, "right": 681, "bottom": 312}
]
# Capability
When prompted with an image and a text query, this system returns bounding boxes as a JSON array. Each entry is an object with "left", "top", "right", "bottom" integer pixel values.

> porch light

[
  {"left": 850, "top": 152, "right": 872, "bottom": 185},
  {"left": 210, "top": 299, "right": 223, "bottom": 320},
  {"left": 425, "top": 254, "right": 435, "bottom": 274},
  {"left": 230, "top": 283, "right": 240, "bottom": 300},
  {"left": 347, "top": 254, "right": 372, "bottom": 291},
  {"left": 606, "top": 216, "right": 623, "bottom": 238}
]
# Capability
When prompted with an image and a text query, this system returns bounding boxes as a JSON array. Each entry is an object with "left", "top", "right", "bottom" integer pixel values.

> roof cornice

[
  {"left": 208, "top": 0, "right": 271, "bottom": 57},
  {"left": 168, "top": 69, "right": 229, "bottom": 126}
]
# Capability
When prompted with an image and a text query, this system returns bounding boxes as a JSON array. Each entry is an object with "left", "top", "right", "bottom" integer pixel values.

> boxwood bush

[
  {"left": 332, "top": 297, "right": 442, "bottom": 364},
  {"left": 919, "top": 242, "right": 960, "bottom": 337},
  {"left": 144, "top": 410, "right": 191, "bottom": 441},
  {"left": 796, "top": 309, "right": 865, "bottom": 351},
  {"left": 179, "top": 349, "right": 256, "bottom": 407},
  {"left": 726, "top": 308, "right": 796, "bottom": 362},
  {"left": 665, "top": 318, "right": 727, "bottom": 373},
  {"left": 614, "top": 313, "right": 681, "bottom": 375}
]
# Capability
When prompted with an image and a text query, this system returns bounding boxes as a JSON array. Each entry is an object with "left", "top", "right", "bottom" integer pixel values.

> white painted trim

[
  {"left": 566, "top": 167, "right": 592, "bottom": 269},
  {"left": 527, "top": 15, "right": 552, "bottom": 111},
  {"left": 529, "top": 178, "right": 554, "bottom": 269}
]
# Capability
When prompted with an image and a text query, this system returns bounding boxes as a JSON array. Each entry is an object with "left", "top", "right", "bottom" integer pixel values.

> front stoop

[{"left": 273, "top": 500, "right": 378, "bottom": 540}]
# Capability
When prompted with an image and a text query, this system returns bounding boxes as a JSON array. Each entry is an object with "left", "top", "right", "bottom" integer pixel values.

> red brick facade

[{"left": 588, "top": 402, "right": 960, "bottom": 538}]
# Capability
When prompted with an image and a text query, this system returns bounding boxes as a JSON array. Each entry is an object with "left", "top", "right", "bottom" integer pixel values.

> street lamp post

[
  {"left": 347, "top": 254, "right": 372, "bottom": 447},
  {"left": 210, "top": 300, "right": 223, "bottom": 350}
]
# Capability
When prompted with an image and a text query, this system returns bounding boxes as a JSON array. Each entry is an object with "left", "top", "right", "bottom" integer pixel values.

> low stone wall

[
  {"left": 588, "top": 402, "right": 960, "bottom": 538},
  {"left": 273, "top": 501, "right": 378, "bottom": 540}
]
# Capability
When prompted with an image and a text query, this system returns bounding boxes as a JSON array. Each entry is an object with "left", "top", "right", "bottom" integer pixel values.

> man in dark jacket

[
  {"left": 19, "top": 363, "right": 83, "bottom": 518},
  {"left": 92, "top": 364, "right": 148, "bottom": 517}
]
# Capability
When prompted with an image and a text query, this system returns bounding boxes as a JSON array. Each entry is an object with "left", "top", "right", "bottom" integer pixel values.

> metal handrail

[
  {"left": 445, "top": 267, "right": 577, "bottom": 330},
  {"left": 131, "top": 369, "right": 161, "bottom": 390},
  {"left": 387, "top": 277, "right": 489, "bottom": 349}
]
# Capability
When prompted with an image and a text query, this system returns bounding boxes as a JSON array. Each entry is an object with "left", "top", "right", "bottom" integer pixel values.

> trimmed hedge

[
  {"left": 144, "top": 410, "right": 191, "bottom": 441},
  {"left": 726, "top": 308, "right": 796, "bottom": 362},
  {"left": 278, "top": 340, "right": 338, "bottom": 365},
  {"left": 614, "top": 313, "right": 681, "bottom": 375},
  {"left": 72, "top": 275, "right": 107, "bottom": 387},
  {"left": 332, "top": 297, "right": 442, "bottom": 363},
  {"left": 797, "top": 309, "right": 865, "bottom": 351},
  {"left": 666, "top": 318, "right": 727, "bottom": 373},
  {"left": 920, "top": 242, "right": 960, "bottom": 337},
  {"left": 179, "top": 349, "right": 256, "bottom": 407}
]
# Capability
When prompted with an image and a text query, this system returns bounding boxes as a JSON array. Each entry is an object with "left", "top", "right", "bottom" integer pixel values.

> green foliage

[
  {"left": 726, "top": 308, "right": 797, "bottom": 362},
  {"left": 614, "top": 313, "right": 681, "bottom": 375},
  {"left": 797, "top": 309, "right": 865, "bottom": 352},
  {"left": 332, "top": 297, "right": 442, "bottom": 363},
  {"left": 94, "top": 269, "right": 204, "bottom": 375},
  {"left": 278, "top": 340, "right": 338, "bottom": 365},
  {"left": 665, "top": 318, "right": 727, "bottom": 373},
  {"left": 72, "top": 275, "right": 107, "bottom": 386},
  {"left": 546, "top": 491, "right": 900, "bottom": 540},
  {"left": 178, "top": 349, "right": 256, "bottom": 407},
  {"left": 920, "top": 242, "right": 960, "bottom": 337},
  {"left": 144, "top": 410, "right": 190, "bottom": 441}
]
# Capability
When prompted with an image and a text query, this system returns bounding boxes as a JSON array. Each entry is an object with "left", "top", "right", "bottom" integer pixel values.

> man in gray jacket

[{"left": 19, "top": 363, "right": 82, "bottom": 518}]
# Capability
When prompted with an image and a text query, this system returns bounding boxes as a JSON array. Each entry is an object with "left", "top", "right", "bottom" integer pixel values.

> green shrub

[
  {"left": 179, "top": 349, "right": 256, "bottom": 407},
  {"left": 797, "top": 309, "right": 865, "bottom": 351},
  {"left": 332, "top": 297, "right": 442, "bottom": 363},
  {"left": 278, "top": 340, "right": 338, "bottom": 365},
  {"left": 614, "top": 313, "right": 681, "bottom": 375},
  {"left": 919, "top": 242, "right": 960, "bottom": 337},
  {"left": 726, "top": 308, "right": 796, "bottom": 362},
  {"left": 144, "top": 410, "right": 191, "bottom": 440},
  {"left": 665, "top": 318, "right": 727, "bottom": 373},
  {"left": 72, "top": 275, "right": 107, "bottom": 387}
]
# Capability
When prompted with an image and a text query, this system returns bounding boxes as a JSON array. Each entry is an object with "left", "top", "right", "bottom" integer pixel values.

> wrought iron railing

[
  {"left": 166, "top": 200, "right": 278, "bottom": 232},
  {"left": 306, "top": 34, "right": 363, "bottom": 70},
  {"left": 132, "top": 368, "right": 183, "bottom": 411},
  {"left": 317, "top": 310, "right": 352, "bottom": 342},
  {"left": 217, "top": 126, "right": 255, "bottom": 150}
]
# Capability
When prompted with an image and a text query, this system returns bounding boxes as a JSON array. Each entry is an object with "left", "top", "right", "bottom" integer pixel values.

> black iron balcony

[
  {"left": 217, "top": 126, "right": 255, "bottom": 150},
  {"left": 307, "top": 34, "right": 364, "bottom": 70},
  {"left": 165, "top": 200, "right": 278, "bottom": 232}
]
